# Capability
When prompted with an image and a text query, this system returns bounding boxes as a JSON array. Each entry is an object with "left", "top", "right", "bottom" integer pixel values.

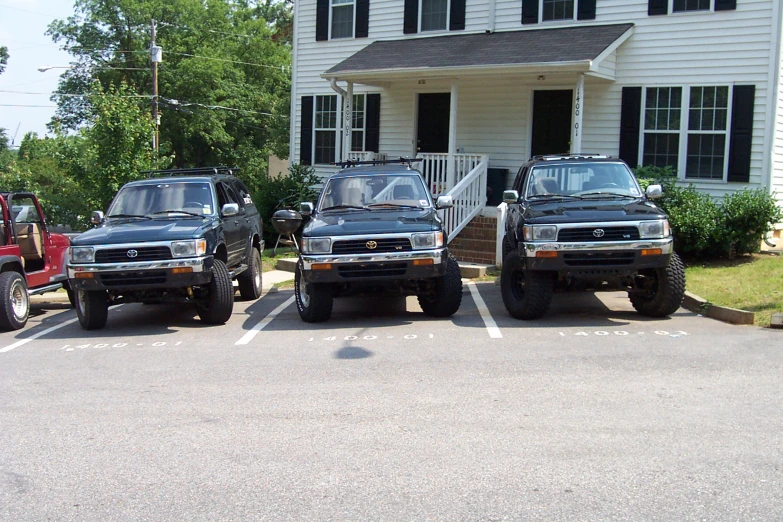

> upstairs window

[
  {"left": 421, "top": 0, "right": 449, "bottom": 31},
  {"left": 542, "top": 0, "right": 575, "bottom": 21},
  {"left": 331, "top": 0, "right": 355, "bottom": 38},
  {"left": 673, "top": 0, "right": 710, "bottom": 11},
  {"left": 315, "top": 95, "right": 338, "bottom": 164}
]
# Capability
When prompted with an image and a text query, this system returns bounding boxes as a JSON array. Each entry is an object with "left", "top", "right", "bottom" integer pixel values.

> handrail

[{"left": 441, "top": 158, "right": 488, "bottom": 242}]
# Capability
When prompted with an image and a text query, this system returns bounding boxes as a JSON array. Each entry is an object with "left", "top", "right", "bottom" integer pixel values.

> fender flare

[{"left": 0, "top": 255, "right": 26, "bottom": 279}]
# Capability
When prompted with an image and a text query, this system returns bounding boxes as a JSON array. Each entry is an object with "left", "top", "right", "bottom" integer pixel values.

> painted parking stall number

[
  {"left": 60, "top": 341, "right": 183, "bottom": 351},
  {"left": 559, "top": 330, "right": 689, "bottom": 337},
  {"left": 308, "top": 333, "right": 434, "bottom": 342}
]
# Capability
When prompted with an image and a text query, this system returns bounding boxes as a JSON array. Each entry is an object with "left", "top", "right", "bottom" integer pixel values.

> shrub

[
  {"left": 632, "top": 165, "right": 678, "bottom": 193},
  {"left": 716, "top": 188, "right": 783, "bottom": 256},
  {"left": 658, "top": 185, "right": 723, "bottom": 258},
  {"left": 252, "top": 163, "right": 321, "bottom": 244}
]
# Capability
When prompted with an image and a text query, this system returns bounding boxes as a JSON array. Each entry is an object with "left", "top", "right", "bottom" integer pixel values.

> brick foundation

[{"left": 447, "top": 216, "right": 498, "bottom": 265}]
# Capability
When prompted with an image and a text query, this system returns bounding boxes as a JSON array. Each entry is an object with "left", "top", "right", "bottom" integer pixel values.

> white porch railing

[
  {"left": 417, "top": 153, "right": 485, "bottom": 195},
  {"left": 440, "top": 157, "right": 488, "bottom": 242},
  {"left": 347, "top": 151, "right": 388, "bottom": 162}
]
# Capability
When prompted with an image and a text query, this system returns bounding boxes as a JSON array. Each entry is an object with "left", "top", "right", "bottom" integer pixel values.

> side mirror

[
  {"left": 502, "top": 190, "right": 519, "bottom": 204},
  {"left": 646, "top": 184, "right": 663, "bottom": 199},
  {"left": 90, "top": 211, "right": 104, "bottom": 225},
  {"left": 221, "top": 203, "right": 240, "bottom": 217},
  {"left": 436, "top": 195, "right": 453, "bottom": 209},
  {"left": 300, "top": 202, "right": 314, "bottom": 216}
]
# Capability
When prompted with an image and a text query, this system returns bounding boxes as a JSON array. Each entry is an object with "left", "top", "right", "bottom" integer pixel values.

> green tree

[{"left": 0, "top": 46, "right": 8, "bottom": 75}]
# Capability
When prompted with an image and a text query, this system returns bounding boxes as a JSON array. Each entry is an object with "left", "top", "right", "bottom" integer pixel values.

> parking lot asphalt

[{"left": 2, "top": 283, "right": 782, "bottom": 520}]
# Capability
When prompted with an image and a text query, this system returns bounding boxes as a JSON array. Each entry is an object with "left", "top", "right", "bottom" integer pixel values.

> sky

[{"left": 0, "top": 0, "right": 76, "bottom": 145}]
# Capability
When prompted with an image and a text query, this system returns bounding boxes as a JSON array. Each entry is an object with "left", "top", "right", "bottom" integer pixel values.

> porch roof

[{"left": 322, "top": 23, "right": 634, "bottom": 83}]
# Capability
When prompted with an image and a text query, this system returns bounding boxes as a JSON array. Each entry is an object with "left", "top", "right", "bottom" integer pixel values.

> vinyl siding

[
  {"left": 773, "top": 15, "right": 783, "bottom": 220},
  {"left": 293, "top": 0, "right": 780, "bottom": 200}
]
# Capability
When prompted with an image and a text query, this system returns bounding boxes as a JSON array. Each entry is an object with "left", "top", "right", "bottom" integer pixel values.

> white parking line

[
  {"left": 0, "top": 317, "right": 79, "bottom": 353},
  {"left": 235, "top": 295, "right": 296, "bottom": 345},
  {"left": 467, "top": 282, "right": 502, "bottom": 339}
]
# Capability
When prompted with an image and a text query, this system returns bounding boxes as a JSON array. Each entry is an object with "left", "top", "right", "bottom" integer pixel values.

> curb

[{"left": 681, "top": 290, "right": 755, "bottom": 325}]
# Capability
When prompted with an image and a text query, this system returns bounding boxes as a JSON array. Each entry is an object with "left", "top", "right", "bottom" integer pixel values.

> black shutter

[
  {"left": 619, "top": 87, "right": 642, "bottom": 168},
  {"left": 365, "top": 94, "right": 381, "bottom": 153},
  {"left": 300, "top": 96, "right": 314, "bottom": 166},
  {"left": 577, "top": 0, "right": 597, "bottom": 20},
  {"left": 522, "top": 0, "right": 539, "bottom": 24},
  {"left": 356, "top": 0, "right": 370, "bottom": 38},
  {"left": 450, "top": 0, "right": 466, "bottom": 30},
  {"left": 715, "top": 0, "right": 737, "bottom": 11},
  {"left": 648, "top": 0, "right": 667, "bottom": 15},
  {"left": 404, "top": 0, "right": 418, "bottom": 34},
  {"left": 316, "top": 0, "right": 329, "bottom": 41},
  {"left": 727, "top": 85, "right": 755, "bottom": 183}
]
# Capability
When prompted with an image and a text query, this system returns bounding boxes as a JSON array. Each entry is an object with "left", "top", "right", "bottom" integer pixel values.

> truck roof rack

[
  {"left": 532, "top": 153, "right": 609, "bottom": 161},
  {"left": 334, "top": 157, "right": 423, "bottom": 169},
  {"left": 142, "top": 166, "right": 240, "bottom": 178}
]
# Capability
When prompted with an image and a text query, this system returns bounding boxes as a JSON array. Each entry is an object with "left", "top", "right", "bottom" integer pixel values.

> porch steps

[{"left": 447, "top": 216, "right": 497, "bottom": 266}]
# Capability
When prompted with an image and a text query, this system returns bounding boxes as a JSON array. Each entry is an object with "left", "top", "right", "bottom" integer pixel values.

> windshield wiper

[
  {"left": 578, "top": 191, "right": 637, "bottom": 198},
  {"left": 106, "top": 213, "right": 151, "bottom": 219},
  {"left": 527, "top": 194, "right": 583, "bottom": 200},
  {"left": 150, "top": 209, "right": 204, "bottom": 217},
  {"left": 367, "top": 203, "right": 422, "bottom": 209},
  {"left": 320, "top": 205, "right": 367, "bottom": 211}
]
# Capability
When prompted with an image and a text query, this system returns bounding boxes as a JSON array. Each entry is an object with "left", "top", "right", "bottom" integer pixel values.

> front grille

[
  {"left": 95, "top": 246, "right": 172, "bottom": 263},
  {"left": 557, "top": 226, "right": 640, "bottom": 242},
  {"left": 563, "top": 252, "right": 636, "bottom": 267},
  {"left": 99, "top": 271, "right": 167, "bottom": 287},
  {"left": 332, "top": 238, "right": 412, "bottom": 255},
  {"left": 337, "top": 263, "right": 407, "bottom": 278}
]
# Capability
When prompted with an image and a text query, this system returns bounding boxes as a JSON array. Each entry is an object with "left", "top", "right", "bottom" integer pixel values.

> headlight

[
  {"left": 69, "top": 246, "right": 94, "bottom": 263},
  {"left": 411, "top": 232, "right": 444, "bottom": 250},
  {"left": 302, "top": 237, "right": 331, "bottom": 254},
  {"left": 523, "top": 225, "right": 557, "bottom": 241},
  {"left": 171, "top": 239, "right": 207, "bottom": 258},
  {"left": 639, "top": 220, "right": 670, "bottom": 239}
]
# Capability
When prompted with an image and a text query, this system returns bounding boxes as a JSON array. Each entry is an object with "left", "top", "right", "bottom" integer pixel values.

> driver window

[{"left": 11, "top": 197, "right": 42, "bottom": 224}]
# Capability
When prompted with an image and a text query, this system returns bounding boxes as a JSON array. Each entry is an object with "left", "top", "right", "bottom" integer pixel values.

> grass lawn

[
  {"left": 261, "top": 247, "right": 297, "bottom": 273},
  {"left": 684, "top": 254, "right": 783, "bottom": 327}
]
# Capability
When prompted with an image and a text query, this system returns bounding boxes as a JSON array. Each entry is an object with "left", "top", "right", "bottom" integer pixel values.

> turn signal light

[
  {"left": 172, "top": 267, "right": 193, "bottom": 274},
  {"left": 641, "top": 249, "right": 663, "bottom": 256},
  {"left": 74, "top": 272, "right": 94, "bottom": 279},
  {"left": 311, "top": 263, "right": 332, "bottom": 270},
  {"left": 413, "top": 259, "right": 434, "bottom": 266},
  {"left": 535, "top": 251, "right": 558, "bottom": 258}
]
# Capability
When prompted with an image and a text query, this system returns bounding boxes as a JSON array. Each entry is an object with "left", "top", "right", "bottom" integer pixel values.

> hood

[
  {"left": 523, "top": 198, "right": 666, "bottom": 224},
  {"left": 304, "top": 208, "right": 440, "bottom": 237},
  {"left": 72, "top": 217, "right": 214, "bottom": 245}
]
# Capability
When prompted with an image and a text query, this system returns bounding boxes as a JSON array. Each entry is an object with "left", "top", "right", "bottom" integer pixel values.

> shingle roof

[{"left": 323, "top": 23, "right": 634, "bottom": 76}]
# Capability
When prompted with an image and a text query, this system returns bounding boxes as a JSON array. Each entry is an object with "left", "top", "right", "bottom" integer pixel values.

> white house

[{"left": 289, "top": 0, "right": 783, "bottom": 262}]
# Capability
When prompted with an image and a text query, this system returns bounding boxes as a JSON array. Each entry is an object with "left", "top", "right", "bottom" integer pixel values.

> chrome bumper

[
  {"left": 67, "top": 256, "right": 210, "bottom": 277},
  {"left": 300, "top": 248, "right": 445, "bottom": 269},
  {"left": 523, "top": 237, "right": 673, "bottom": 257}
]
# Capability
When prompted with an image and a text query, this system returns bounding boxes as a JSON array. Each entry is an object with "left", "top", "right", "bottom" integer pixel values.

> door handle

[{"left": 234, "top": 220, "right": 239, "bottom": 225}]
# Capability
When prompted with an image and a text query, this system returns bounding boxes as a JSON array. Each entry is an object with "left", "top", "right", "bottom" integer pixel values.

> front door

[
  {"left": 531, "top": 90, "right": 573, "bottom": 157},
  {"left": 417, "top": 93, "right": 450, "bottom": 154}
]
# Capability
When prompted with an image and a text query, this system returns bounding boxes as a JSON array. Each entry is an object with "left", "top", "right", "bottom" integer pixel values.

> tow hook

[{"left": 186, "top": 287, "right": 194, "bottom": 299}]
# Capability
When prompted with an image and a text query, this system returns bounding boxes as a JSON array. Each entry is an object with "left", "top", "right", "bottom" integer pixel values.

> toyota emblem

[
  {"left": 592, "top": 229, "right": 605, "bottom": 238},
  {"left": 366, "top": 241, "right": 378, "bottom": 250},
  {"left": 126, "top": 249, "right": 138, "bottom": 258}
]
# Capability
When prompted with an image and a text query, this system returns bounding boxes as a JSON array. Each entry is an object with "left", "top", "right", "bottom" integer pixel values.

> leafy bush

[
  {"left": 658, "top": 185, "right": 722, "bottom": 257},
  {"left": 716, "top": 188, "right": 783, "bottom": 256},
  {"left": 632, "top": 165, "right": 678, "bottom": 192},
  {"left": 251, "top": 163, "right": 321, "bottom": 244}
]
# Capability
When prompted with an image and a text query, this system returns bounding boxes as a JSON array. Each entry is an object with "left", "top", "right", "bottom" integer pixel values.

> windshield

[
  {"left": 318, "top": 174, "right": 431, "bottom": 211},
  {"left": 107, "top": 182, "right": 215, "bottom": 217},
  {"left": 525, "top": 162, "right": 642, "bottom": 199}
]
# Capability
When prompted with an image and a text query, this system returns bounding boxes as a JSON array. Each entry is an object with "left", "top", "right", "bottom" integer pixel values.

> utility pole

[{"left": 150, "top": 19, "right": 162, "bottom": 153}]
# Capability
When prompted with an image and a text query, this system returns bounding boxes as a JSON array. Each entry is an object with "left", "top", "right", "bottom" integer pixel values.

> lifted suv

[
  {"left": 67, "top": 167, "right": 264, "bottom": 330},
  {"left": 291, "top": 160, "right": 462, "bottom": 322},
  {"left": 501, "top": 154, "right": 685, "bottom": 320}
]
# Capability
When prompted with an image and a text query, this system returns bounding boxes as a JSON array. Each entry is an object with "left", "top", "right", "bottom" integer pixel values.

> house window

[
  {"left": 315, "top": 95, "right": 338, "bottom": 164},
  {"left": 542, "top": 0, "right": 575, "bottom": 21},
  {"left": 421, "top": 0, "right": 448, "bottom": 31},
  {"left": 686, "top": 86, "right": 729, "bottom": 180},
  {"left": 673, "top": 0, "right": 711, "bottom": 12},
  {"left": 643, "top": 87, "right": 682, "bottom": 169},
  {"left": 330, "top": 0, "right": 354, "bottom": 39},
  {"left": 351, "top": 94, "right": 366, "bottom": 151}
]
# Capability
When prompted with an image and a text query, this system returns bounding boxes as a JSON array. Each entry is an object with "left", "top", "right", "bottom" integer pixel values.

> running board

[
  {"left": 229, "top": 265, "right": 248, "bottom": 278},
  {"left": 28, "top": 282, "right": 63, "bottom": 296}
]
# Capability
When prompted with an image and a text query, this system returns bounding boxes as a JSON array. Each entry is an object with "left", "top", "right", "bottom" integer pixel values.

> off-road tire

[
  {"left": 238, "top": 247, "right": 263, "bottom": 300},
  {"left": 196, "top": 259, "right": 234, "bottom": 324},
  {"left": 0, "top": 271, "right": 29, "bottom": 331},
  {"left": 500, "top": 250, "right": 553, "bottom": 320},
  {"left": 295, "top": 259, "right": 333, "bottom": 323},
  {"left": 629, "top": 253, "right": 686, "bottom": 318},
  {"left": 75, "top": 289, "right": 109, "bottom": 330},
  {"left": 418, "top": 255, "right": 463, "bottom": 317},
  {"left": 63, "top": 281, "right": 76, "bottom": 308}
]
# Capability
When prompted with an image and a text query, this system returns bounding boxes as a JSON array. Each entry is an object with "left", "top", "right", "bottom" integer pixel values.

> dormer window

[
  {"left": 421, "top": 0, "right": 449, "bottom": 31},
  {"left": 331, "top": 0, "right": 355, "bottom": 39}
]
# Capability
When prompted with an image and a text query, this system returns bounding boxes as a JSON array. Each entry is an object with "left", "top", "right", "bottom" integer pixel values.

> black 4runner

[
  {"left": 288, "top": 160, "right": 463, "bottom": 323},
  {"left": 501, "top": 154, "right": 685, "bottom": 320},
  {"left": 67, "top": 167, "right": 264, "bottom": 330}
]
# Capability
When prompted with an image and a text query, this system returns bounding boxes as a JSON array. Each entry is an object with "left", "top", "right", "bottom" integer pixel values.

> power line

[
  {"left": 0, "top": 89, "right": 152, "bottom": 98},
  {"left": 0, "top": 3, "right": 58, "bottom": 18},
  {"left": 159, "top": 97, "right": 287, "bottom": 118},
  {"left": 159, "top": 51, "right": 289, "bottom": 70},
  {"left": 0, "top": 104, "right": 58, "bottom": 108}
]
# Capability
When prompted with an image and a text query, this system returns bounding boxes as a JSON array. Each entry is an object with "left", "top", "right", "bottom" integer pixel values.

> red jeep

[{"left": 0, "top": 192, "right": 71, "bottom": 330}]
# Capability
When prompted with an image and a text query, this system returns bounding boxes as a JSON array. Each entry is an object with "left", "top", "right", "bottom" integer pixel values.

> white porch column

[
  {"left": 571, "top": 74, "right": 584, "bottom": 153},
  {"left": 447, "top": 80, "right": 459, "bottom": 188},
  {"left": 343, "top": 82, "right": 353, "bottom": 161}
]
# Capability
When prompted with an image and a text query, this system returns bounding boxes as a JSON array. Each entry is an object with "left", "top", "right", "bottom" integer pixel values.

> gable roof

[{"left": 323, "top": 23, "right": 634, "bottom": 81}]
